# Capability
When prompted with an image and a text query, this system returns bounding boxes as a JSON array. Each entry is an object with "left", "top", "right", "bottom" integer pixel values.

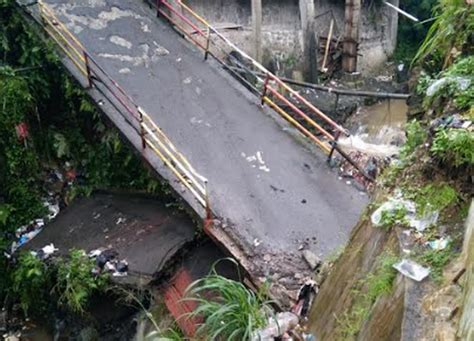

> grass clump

[
  {"left": 379, "top": 205, "right": 408, "bottom": 229},
  {"left": 431, "top": 128, "right": 474, "bottom": 167},
  {"left": 336, "top": 252, "right": 398, "bottom": 338},
  {"left": 186, "top": 260, "right": 272, "bottom": 341},
  {"left": 418, "top": 244, "right": 453, "bottom": 283},
  {"left": 55, "top": 249, "right": 108, "bottom": 314}
]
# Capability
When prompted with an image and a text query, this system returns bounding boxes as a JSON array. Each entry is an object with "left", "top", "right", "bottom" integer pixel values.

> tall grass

[
  {"left": 185, "top": 259, "right": 273, "bottom": 340},
  {"left": 412, "top": 0, "right": 473, "bottom": 69}
]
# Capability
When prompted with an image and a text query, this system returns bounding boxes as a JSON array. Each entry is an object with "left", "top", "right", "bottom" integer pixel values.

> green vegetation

[
  {"left": 400, "top": 120, "right": 427, "bottom": 160},
  {"left": 418, "top": 244, "right": 453, "bottom": 283},
  {"left": 336, "top": 252, "right": 398, "bottom": 338},
  {"left": 186, "top": 260, "right": 272, "bottom": 340},
  {"left": 377, "top": 202, "right": 408, "bottom": 229},
  {"left": 12, "top": 252, "right": 51, "bottom": 316},
  {"left": 431, "top": 128, "right": 474, "bottom": 167},
  {"left": 412, "top": 0, "right": 473, "bottom": 69},
  {"left": 404, "top": 183, "right": 458, "bottom": 217},
  {"left": 393, "top": 0, "right": 437, "bottom": 63},
  {"left": 56, "top": 249, "right": 108, "bottom": 314},
  {"left": 10, "top": 249, "right": 109, "bottom": 318},
  {"left": 0, "top": 0, "right": 169, "bottom": 320}
]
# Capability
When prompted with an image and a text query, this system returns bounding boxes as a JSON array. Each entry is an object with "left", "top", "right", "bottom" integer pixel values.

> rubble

[{"left": 302, "top": 250, "right": 321, "bottom": 270}]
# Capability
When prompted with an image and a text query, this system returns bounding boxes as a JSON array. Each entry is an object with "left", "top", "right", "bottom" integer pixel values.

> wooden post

[
  {"left": 299, "top": 0, "right": 316, "bottom": 81},
  {"left": 251, "top": 0, "right": 263, "bottom": 63},
  {"left": 342, "top": 0, "right": 360, "bottom": 73}
]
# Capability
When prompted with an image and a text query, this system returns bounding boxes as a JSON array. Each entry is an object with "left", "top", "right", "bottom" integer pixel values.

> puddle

[{"left": 339, "top": 99, "right": 408, "bottom": 157}]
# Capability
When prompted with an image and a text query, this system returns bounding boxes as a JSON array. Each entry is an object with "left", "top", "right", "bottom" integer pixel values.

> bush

[
  {"left": 431, "top": 128, "right": 474, "bottom": 167},
  {"left": 55, "top": 249, "right": 108, "bottom": 314},
  {"left": 12, "top": 252, "right": 51, "bottom": 316}
]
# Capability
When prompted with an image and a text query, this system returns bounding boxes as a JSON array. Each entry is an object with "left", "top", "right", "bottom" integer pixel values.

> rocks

[{"left": 302, "top": 250, "right": 321, "bottom": 270}]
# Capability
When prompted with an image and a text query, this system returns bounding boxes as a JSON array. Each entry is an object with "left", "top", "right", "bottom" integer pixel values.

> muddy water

[{"left": 338, "top": 99, "right": 408, "bottom": 157}]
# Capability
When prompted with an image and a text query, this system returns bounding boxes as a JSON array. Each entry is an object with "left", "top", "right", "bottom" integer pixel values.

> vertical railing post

[
  {"left": 260, "top": 73, "right": 270, "bottom": 105},
  {"left": 138, "top": 108, "right": 146, "bottom": 149},
  {"left": 204, "top": 27, "right": 211, "bottom": 61},
  {"left": 327, "top": 130, "right": 341, "bottom": 164},
  {"left": 156, "top": 0, "right": 161, "bottom": 17},
  {"left": 204, "top": 180, "right": 212, "bottom": 231},
  {"left": 83, "top": 52, "right": 92, "bottom": 88}
]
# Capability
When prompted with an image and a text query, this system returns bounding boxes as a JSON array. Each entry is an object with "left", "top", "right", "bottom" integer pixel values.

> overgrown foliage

[
  {"left": 431, "top": 128, "right": 474, "bottom": 167},
  {"left": 399, "top": 120, "right": 427, "bottom": 160},
  {"left": 0, "top": 0, "right": 168, "bottom": 314},
  {"left": 412, "top": 0, "right": 473, "bottom": 69},
  {"left": 186, "top": 260, "right": 272, "bottom": 340},
  {"left": 12, "top": 252, "right": 51, "bottom": 316},
  {"left": 55, "top": 249, "right": 108, "bottom": 314},
  {"left": 393, "top": 0, "right": 437, "bottom": 63},
  {"left": 418, "top": 244, "right": 453, "bottom": 283}
]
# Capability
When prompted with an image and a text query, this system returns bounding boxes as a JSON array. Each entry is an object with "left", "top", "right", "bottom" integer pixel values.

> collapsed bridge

[{"left": 17, "top": 0, "right": 368, "bottom": 305}]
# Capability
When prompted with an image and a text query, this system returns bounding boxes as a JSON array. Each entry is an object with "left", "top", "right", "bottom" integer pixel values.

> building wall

[{"left": 186, "top": 0, "right": 399, "bottom": 76}]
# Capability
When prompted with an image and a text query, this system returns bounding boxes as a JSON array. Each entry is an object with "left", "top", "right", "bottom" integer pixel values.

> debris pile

[{"left": 89, "top": 248, "right": 129, "bottom": 277}]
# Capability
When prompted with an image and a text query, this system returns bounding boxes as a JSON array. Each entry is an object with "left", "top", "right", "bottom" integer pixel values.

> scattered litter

[
  {"left": 183, "top": 77, "right": 192, "bottom": 84},
  {"left": 393, "top": 259, "right": 430, "bottom": 282},
  {"left": 89, "top": 248, "right": 128, "bottom": 277},
  {"left": 427, "top": 237, "right": 450, "bottom": 250},
  {"left": 176, "top": 57, "right": 182, "bottom": 62},
  {"left": 41, "top": 243, "right": 58, "bottom": 257},
  {"left": 292, "top": 279, "right": 318, "bottom": 317},
  {"left": 116, "top": 217, "right": 126, "bottom": 225},
  {"left": 426, "top": 76, "right": 471, "bottom": 97},
  {"left": 371, "top": 195, "right": 439, "bottom": 232},
  {"left": 253, "top": 238, "right": 261, "bottom": 247},
  {"left": 431, "top": 113, "right": 473, "bottom": 130},
  {"left": 251, "top": 312, "right": 299, "bottom": 341}
]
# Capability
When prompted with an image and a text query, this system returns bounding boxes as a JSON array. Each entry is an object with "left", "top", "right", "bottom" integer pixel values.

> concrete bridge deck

[{"left": 27, "top": 0, "right": 367, "bottom": 302}]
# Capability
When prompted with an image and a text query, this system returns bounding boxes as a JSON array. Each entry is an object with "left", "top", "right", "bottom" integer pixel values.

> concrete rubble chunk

[{"left": 302, "top": 250, "right": 321, "bottom": 270}]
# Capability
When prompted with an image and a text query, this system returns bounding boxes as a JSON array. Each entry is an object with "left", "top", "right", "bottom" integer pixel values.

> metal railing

[
  {"left": 38, "top": 0, "right": 209, "bottom": 208},
  {"left": 153, "top": 0, "right": 349, "bottom": 154}
]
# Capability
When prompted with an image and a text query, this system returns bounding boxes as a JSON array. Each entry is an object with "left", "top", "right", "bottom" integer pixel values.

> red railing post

[
  {"left": 260, "top": 73, "right": 270, "bottom": 105},
  {"left": 83, "top": 51, "right": 92, "bottom": 88}
]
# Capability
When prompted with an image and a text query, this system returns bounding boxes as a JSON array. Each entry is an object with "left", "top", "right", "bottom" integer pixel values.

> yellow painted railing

[{"left": 37, "top": 0, "right": 209, "bottom": 209}]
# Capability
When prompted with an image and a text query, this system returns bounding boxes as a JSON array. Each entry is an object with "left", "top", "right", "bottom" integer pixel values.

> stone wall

[{"left": 185, "top": 0, "right": 399, "bottom": 76}]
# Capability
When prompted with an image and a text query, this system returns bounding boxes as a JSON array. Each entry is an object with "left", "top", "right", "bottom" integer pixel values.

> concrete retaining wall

[{"left": 186, "top": 0, "right": 399, "bottom": 76}]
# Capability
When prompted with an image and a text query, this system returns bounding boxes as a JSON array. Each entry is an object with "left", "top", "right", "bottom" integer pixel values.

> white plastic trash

[{"left": 393, "top": 259, "right": 430, "bottom": 282}]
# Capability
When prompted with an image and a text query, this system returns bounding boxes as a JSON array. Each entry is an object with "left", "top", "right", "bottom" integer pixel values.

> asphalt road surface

[{"left": 43, "top": 0, "right": 367, "bottom": 271}]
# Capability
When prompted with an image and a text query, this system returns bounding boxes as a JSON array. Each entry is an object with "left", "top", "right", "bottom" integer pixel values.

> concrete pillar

[
  {"left": 342, "top": 0, "right": 361, "bottom": 73},
  {"left": 251, "top": 0, "right": 263, "bottom": 63},
  {"left": 299, "top": 0, "right": 316, "bottom": 81}
]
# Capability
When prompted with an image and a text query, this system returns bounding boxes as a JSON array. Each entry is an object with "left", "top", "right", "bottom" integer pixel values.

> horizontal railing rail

[
  {"left": 153, "top": 0, "right": 349, "bottom": 155},
  {"left": 37, "top": 0, "right": 209, "bottom": 209}
]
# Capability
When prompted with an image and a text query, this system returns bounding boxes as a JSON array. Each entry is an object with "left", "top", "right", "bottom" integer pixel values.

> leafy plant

[
  {"left": 431, "top": 128, "right": 474, "bottom": 167},
  {"left": 412, "top": 0, "right": 474, "bottom": 69},
  {"left": 12, "top": 252, "right": 50, "bottom": 316},
  {"left": 55, "top": 249, "right": 108, "bottom": 314},
  {"left": 186, "top": 259, "right": 272, "bottom": 340},
  {"left": 379, "top": 204, "right": 408, "bottom": 229},
  {"left": 418, "top": 244, "right": 453, "bottom": 283},
  {"left": 400, "top": 120, "right": 427, "bottom": 159}
]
